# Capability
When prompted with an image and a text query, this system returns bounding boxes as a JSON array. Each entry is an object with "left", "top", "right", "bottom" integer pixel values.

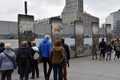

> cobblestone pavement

[{"left": 1, "top": 52, "right": 120, "bottom": 80}]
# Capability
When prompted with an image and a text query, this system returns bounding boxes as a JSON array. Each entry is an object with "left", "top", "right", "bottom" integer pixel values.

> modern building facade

[{"left": 106, "top": 9, "right": 120, "bottom": 37}]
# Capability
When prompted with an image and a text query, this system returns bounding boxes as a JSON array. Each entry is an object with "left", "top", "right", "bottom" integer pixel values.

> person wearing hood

[
  {"left": 38, "top": 35, "right": 52, "bottom": 80},
  {"left": 16, "top": 41, "right": 33, "bottom": 80},
  {"left": 0, "top": 42, "right": 5, "bottom": 53},
  {"left": 50, "top": 40, "right": 65, "bottom": 80}
]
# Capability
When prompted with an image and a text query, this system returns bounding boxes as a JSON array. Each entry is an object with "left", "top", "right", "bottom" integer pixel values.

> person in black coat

[
  {"left": 16, "top": 41, "right": 33, "bottom": 80},
  {"left": 99, "top": 38, "right": 106, "bottom": 60},
  {"left": 28, "top": 41, "right": 39, "bottom": 79},
  {"left": 60, "top": 38, "right": 70, "bottom": 61},
  {"left": 60, "top": 38, "right": 70, "bottom": 80}
]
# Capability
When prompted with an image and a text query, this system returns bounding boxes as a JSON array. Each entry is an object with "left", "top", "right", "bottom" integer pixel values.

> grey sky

[{"left": 0, "top": 0, "right": 120, "bottom": 25}]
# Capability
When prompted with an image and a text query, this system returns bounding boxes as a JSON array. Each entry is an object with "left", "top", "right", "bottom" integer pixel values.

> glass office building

[{"left": 106, "top": 9, "right": 120, "bottom": 37}]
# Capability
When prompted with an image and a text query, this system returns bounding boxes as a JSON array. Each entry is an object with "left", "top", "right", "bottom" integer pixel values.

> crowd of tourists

[
  {"left": 0, "top": 35, "right": 70, "bottom": 80},
  {"left": 1, "top": 34, "right": 119, "bottom": 80},
  {"left": 92, "top": 37, "right": 120, "bottom": 61}
]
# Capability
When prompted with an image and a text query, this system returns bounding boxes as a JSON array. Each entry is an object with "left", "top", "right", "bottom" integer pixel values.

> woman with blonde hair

[
  {"left": 0, "top": 43, "right": 16, "bottom": 80},
  {"left": 50, "top": 40, "right": 65, "bottom": 80}
]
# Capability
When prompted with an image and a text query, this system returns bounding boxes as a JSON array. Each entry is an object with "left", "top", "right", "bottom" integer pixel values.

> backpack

[
  {"left": 32, "top": 47, "right": 39, "bottom": 60},
  {"left": 99, "top": 41, "right": 106, "bottom": 49},
  {"left": 19, "top": 55, "right": 29, "bottom": 65}
]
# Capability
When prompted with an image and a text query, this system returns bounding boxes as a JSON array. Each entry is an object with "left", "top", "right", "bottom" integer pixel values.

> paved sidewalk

[{"left": 1, "top": 53, "right": 120, "bottom": 80}]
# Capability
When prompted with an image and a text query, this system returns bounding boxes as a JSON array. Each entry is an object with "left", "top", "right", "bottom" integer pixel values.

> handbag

[
  {"left": 4, "top": 52, "right": 17, "bottom": 69},
  {"left": 37, "top": 55, "right": 42, "bottom": 63}
]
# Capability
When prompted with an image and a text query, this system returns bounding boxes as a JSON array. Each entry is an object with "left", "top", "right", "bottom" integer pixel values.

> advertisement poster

[
  {"left": 50, "top": 18, "right": 63, "bottom": 42},
  {"left": 74, "top": 20, "right": 84, "bottom": 57},
  {"left": 18, "top": 14, "right": 35, "bottom": 46},
  {"left": 92, "top": 22, "right": 99, "bottom": 51},
  {"left": 106, "top": 24, "right": 112, "bottom": 42}
]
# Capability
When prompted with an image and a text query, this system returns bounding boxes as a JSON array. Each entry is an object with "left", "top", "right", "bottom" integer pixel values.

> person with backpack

[
  {"left": 60, "top": 38, "right": 70, "bottom": 80},
  {"left": 38, "top": 35, "right": 52, "bottom": 80},
  {"left": 0, "top": 43, "right": 16, "bottom": 80},
  {"left": 16, "top": 41, "right": 33, "bottom": 80},
  {"left": 99, "top": 38, "right": 106, "bottom": 60}
]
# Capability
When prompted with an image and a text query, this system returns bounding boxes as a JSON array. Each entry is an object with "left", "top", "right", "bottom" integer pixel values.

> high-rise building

[
  {"left": 62, "top": 0, "right": 99, "bottom": 27},
  {"left": 62, "top": 0, "right": 84, "bottom": 24},
  {"left": 106, "top": 9, "right": 120, "bottom": 37}
]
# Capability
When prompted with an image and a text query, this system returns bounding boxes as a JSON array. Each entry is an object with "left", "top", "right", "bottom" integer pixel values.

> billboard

[
  {"left": 18, "top": 14, "right": 35, "bottom": 46},
  {"left": 106, "top": 24, "right": 112, "bottom": 42},
  {"left": 50, "top": 18, "right": 63, "bottom": 42},
  {"left": 74, "top": 20, "right": 84, "bottom": 57}
]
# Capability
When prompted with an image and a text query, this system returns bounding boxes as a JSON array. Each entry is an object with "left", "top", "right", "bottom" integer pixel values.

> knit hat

[{"left": 44, "top": 35, "right": 50, "bottom": 39}]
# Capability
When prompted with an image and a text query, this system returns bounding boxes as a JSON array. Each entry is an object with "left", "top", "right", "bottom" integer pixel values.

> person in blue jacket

[{"left": 38, "top": 35, "right": 52, "bottom": 80}]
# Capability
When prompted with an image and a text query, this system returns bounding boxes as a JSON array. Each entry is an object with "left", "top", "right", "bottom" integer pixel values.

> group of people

[
  {"left": 38, "top": 35, "right": 70, "bottom": 80},
  {"left": 92, "top": 37, "right": 120, "bottom": 61},
  {"left": 0, "top": 35, "right": 70, "bottom": 80}
]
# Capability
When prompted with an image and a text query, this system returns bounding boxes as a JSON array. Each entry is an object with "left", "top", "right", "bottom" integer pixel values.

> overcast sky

[{"left": 0, "top": 0, "right": 120, "bottom": 25}]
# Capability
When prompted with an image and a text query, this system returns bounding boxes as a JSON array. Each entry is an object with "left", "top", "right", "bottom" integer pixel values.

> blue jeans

[
  {"left": 52, "top": 63, "right": 63, "bottom": 80},
  {"left": 19, "top": 74, "right": 29, "bottom": 80}
]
